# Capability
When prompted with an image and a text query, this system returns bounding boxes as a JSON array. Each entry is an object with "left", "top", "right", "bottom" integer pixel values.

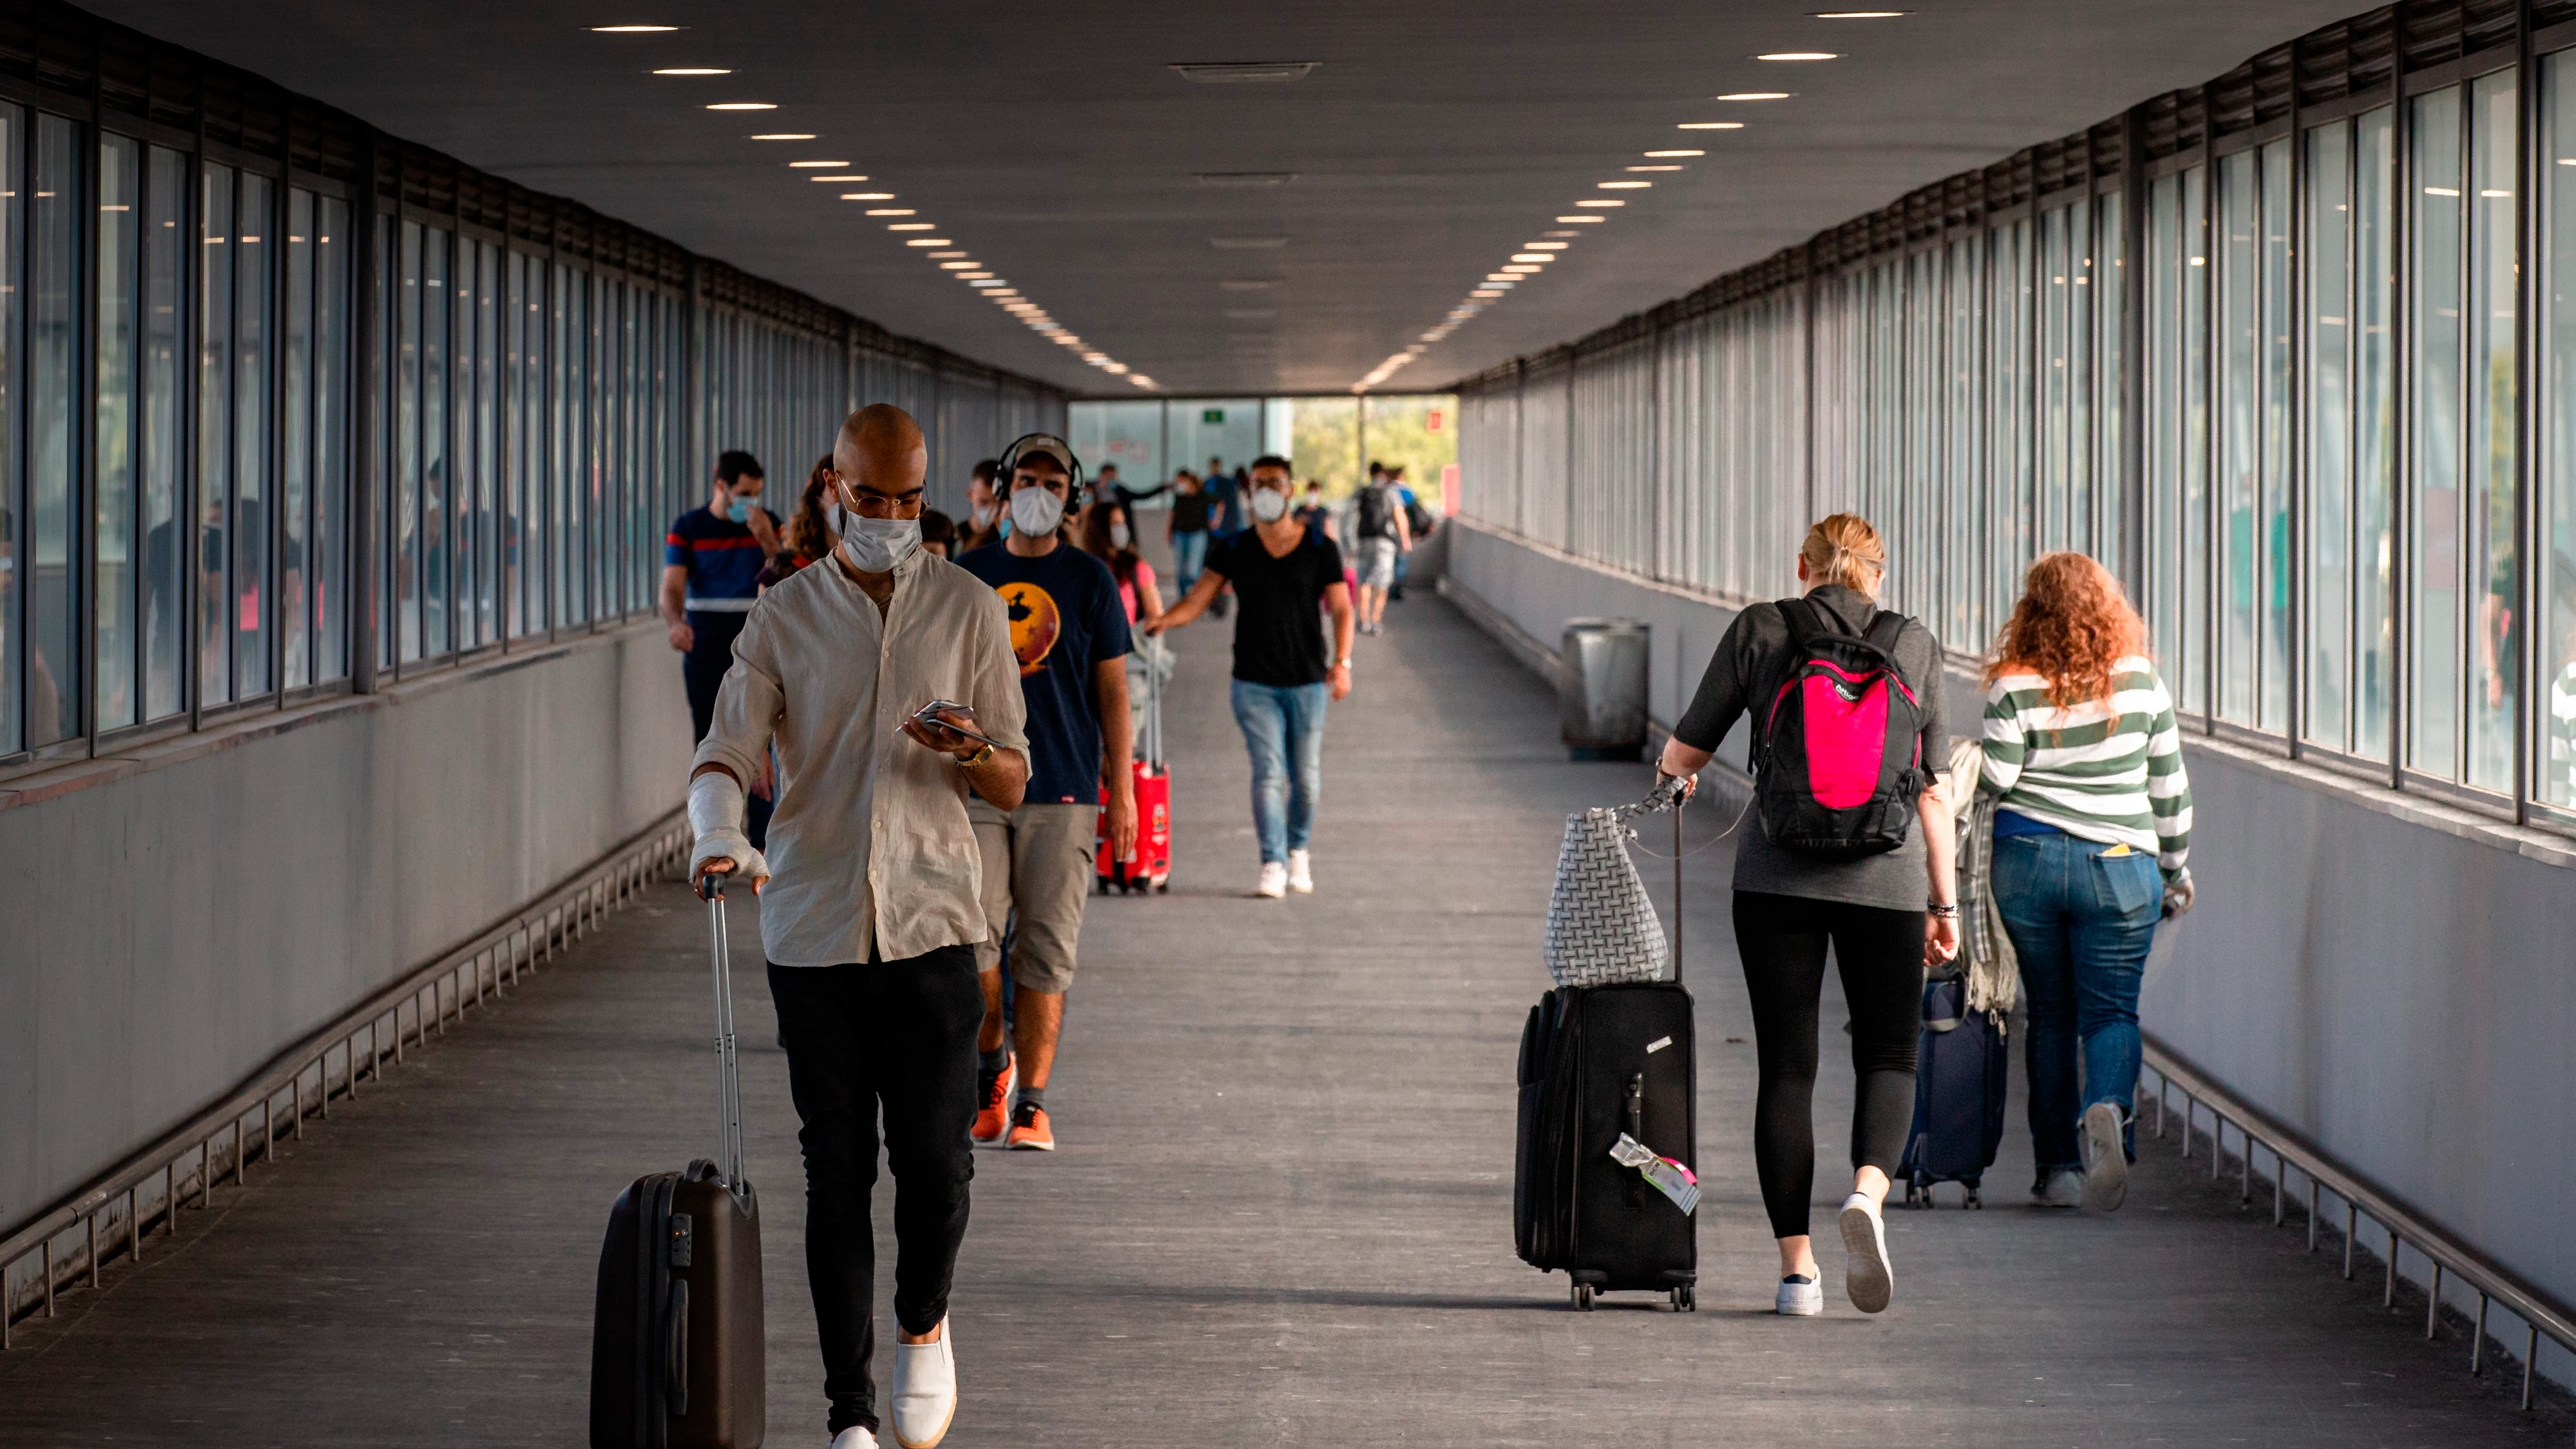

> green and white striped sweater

[{"left": 1979, "top": 655, "right": 2192, "bottom": 877}]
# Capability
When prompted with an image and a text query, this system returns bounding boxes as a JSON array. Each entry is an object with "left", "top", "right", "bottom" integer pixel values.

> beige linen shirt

[{"left": 691, "top": 547, "right": 1029, "bottom": 967}]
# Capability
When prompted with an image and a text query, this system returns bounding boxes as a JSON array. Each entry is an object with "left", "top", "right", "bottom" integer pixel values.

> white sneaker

[
  {"left": 829, "top": 1428, "right": 880, "bottom": 1449},
  {"left": 2082, "top": 1102, "right": 2130, "bottom": 1212},
  {"left": 1256, "top": 862, "right": 1287, "bottom": 898},
  {"left": 889, "top": 1317, "right": 956, "bottom": 1448},
  {"left": 2033, "top": 1169, "right": 2084, "bottom": 1209},
  {"left": 1838, "top": 1193, "right": 1894, "bottom": 1313},
  {"left": 1775, "top": 1274, "right": 1823, "bottom": 1316},
  {"left": 1285, "top": 848, "right": 1314, "bottom": 893}
]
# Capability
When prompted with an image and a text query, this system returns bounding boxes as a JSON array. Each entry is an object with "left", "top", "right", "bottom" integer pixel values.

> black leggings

[{"left": 1731, "top": 891, "right": 1925, "bottom": 1240}]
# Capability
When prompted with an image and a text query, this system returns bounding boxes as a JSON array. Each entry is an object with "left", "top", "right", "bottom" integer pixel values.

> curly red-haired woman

[{"left": 1980, "top": 552, "right": 2194, "bottom": 1214}]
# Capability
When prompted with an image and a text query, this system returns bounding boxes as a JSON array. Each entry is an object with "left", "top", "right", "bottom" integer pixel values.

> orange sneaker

[
  {"left": 971, "top": 1055, "right": 1015, "bottom": 1145},
  {"left": 1005, "top": 1102, "right": 1055, "bottom": 1151}
]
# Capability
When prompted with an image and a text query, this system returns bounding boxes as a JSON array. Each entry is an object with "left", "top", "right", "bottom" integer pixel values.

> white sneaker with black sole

[
  {"left": 2081, "top": 1102, "right": 2130, "bottom": 1211},
  {"left": 1775, "top": 1274, "right": 1823, "bottom": 1316},
  {"left": 1838, "top": 1193, "right": 1894, "bottom": 1313},
  {"left": 2032, "top": 1168, "right": 2084, "bottom": 1209},
  {"left": 1286, "top": 848, "right": 1314, "bottom": 893},
  {"left": 1255, "top": 862, "right": 1287, "bottom": 899}
]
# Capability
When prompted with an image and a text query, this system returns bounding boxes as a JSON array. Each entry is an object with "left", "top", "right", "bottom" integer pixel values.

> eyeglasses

[{"left": 828, "top": 472, "right": 924, "bottom": 519}]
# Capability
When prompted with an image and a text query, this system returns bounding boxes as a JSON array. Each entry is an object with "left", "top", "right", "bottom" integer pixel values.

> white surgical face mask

[
  {"left": 1109, "top": 520, "right": 1131, "bottom": 549},
  {"left": 971, "top": 501, "right": 996, "bottom": 527},
  {"left": 1249, "top": 487, "right": 1290, "bottom": 524},
  {"left": 840, "top": 514, "right": 920, "bottom": 574},
  {"left": 1010, "top": 485, "right": 1066, "bottom": 536}
]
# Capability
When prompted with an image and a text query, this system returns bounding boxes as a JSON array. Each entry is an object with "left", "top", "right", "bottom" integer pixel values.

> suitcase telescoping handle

[
  {"left": 698, "top": 872, "right": 749, "bottom": 1199},
  {"left": 1636, "top": 773, "right": 1689, "bottom": 982}
]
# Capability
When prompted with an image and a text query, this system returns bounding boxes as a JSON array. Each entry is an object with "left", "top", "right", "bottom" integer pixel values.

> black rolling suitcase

[
  {"left": 1897, "top": 974, "right": 2010, "bottom": 1209},
  {"left": 1514, "top": 792, "right": 1699, "bottom": 1312},
  {"left": 589, "top": 875, "right": 765, "bottom": 1448}
]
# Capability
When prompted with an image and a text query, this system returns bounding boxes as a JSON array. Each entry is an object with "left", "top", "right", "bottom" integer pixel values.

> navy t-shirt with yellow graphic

[{"left": 957, "top": 541, "right": 1131, "bottom": 806}]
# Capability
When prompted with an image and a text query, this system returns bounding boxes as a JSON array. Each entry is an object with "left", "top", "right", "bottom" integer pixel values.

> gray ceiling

[{"left": 88, "top": 0, "right": 2360, "bottom": 398}]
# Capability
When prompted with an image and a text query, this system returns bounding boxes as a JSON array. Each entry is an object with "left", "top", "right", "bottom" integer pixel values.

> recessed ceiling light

[
  {"left": 590, "top": 24, "right": 680, "bottom": 32},
  {"left": 1757, "top": 51, "right": 1840, "bottom": 60},
  {"left": 653, "top": 68, "right": 730, "bottom": 75},
  {"left": 888, "top": 223, "right": 936, "bottom": 231},
  {"left": 1644, "top": 149, "right": 1705, "bottom": 158},
  {"left": 962, "top": 274, "right": 997, "bottom": 282},
  {"left": 1543, "top": 231, "right": 1580, "bottom": 238},
  {"left": 1812, "top": 9, "right": 1906, "bottom": 15},
  {"left": 1556, "top": 215, "right": 1604, "bottom": 223},
  {"left": 1599, "top": 180, "right": 1652, "bottom": 189},
  {"left": 1210, "top": 236, "right": 1290, "bottom": 249},
  {"left": 1483, "top": 275, "right": 1518, "bottom": 284},
  {"left": 1471, "top": 288, "right": 1505, "bottom": 298},
  {"left": 841, "top": 193, "right": 894, "bottom": 202},
  {"left": 1678, "top": 122, "right": 1747, "bottom": 131},
  {"left": 927, "top": 250, "right": 967, "bottom": 258},
  {"left": 1717, "top": 92, "right": 1793, "bottom": 101},
  {"left": 903, "top": 238, "right": 951, "bottom": 246},
  {"left": 706, "top": 101, "right": 777, "bottom": 111},
  {"left": 1218, "top": 277, "right": 1283, "bottom": 291},
  {"left": 788, "top": 160, "right": 849, "bottom": 168},
  {"left": 1510, "top": 253, "right": 1554, "bottom": 263},
  {"left": 1128, "top": 376, "right": 1157, "bottom": 389},
  {"left": 1627, "top": 165, "right": 1684, "bottom": 172},
  {"left": 811, "top": 174, "right": 870, "bottom": 182},
  {"left": 1576, "top": 199, "right": 1625, "bottom": 207},
  {"left": 1502, "top": 264, "right": 1542, "bottom": 274},
  {"left": 749, "top": 133, "right": 816, "bottom": 141},
  {"left": 1526, "top": 241, "right": 1570, "bottom": 250},
  {"left": 939, "top": 260, "right": 979, "bottom": 269},
  {"left": 1169, "top": 60, "right": 1320, "bottom": 83},
  {"left": 1103, "top": 363, "right": 1131, "bottom": 375},
  {"left": 867, "top": 209, "right": 914, "bottom": 217}
]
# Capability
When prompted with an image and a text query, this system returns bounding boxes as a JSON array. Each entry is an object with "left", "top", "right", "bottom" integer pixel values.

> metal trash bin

[{"left": 1560, "top": 618, "right": 1649, "bottom": 761}]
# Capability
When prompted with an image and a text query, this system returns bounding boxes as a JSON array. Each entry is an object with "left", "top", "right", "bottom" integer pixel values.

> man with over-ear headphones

[{"left": 955, "top": 434, "right": 1136, "bottom": 1154}]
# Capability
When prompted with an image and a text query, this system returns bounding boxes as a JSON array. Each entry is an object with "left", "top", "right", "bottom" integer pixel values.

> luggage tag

[{"left": 1609, "top": 1132, "right": 1699, "bottom": 1215}]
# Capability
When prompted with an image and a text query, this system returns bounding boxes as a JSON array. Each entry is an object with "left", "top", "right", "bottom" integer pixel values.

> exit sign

[
  {"left": 1425, "top": 407, "right": 1445, "bottom": 433},
  {"left": 1202, "top": 408, "right": 1225, "bottom": 425}
]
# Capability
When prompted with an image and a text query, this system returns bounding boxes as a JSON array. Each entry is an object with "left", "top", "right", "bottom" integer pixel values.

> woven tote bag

[{"left": 1542, "top": 804, "right": 1672, "bottom": 987}]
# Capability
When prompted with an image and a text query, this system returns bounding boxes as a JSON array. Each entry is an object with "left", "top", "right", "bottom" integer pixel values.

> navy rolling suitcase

[
  {"left": 1514, "top": 793, "right": 1698, "bottom": 1311},
  {"left": 1898, "top": 974, "right": 2009, "bottom": 1208}
]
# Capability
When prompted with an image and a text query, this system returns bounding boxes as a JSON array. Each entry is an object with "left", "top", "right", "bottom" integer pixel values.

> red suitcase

[{"left": 1098, "top": 636, "right": 1172, "bottom": 893}]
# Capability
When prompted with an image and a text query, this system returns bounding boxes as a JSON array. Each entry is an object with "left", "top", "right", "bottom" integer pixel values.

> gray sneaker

[
  {"left": 2032, "top": 1168, "right": 2084, "bottom": 1209},
  {"left": 2081, "top": 1102, "right": 2130, "bottom": 1211}
]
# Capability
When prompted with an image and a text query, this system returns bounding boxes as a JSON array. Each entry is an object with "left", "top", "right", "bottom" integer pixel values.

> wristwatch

[
  {"left": 957, "top": 741, "right": 996, "bottom": 769},
  {"left": 1926, "top": 902, "right": 1959, "bottom": 919}
]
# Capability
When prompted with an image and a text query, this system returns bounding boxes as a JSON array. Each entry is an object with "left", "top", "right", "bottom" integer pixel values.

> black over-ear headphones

[{"left": 994, "top": 433, "right": 1087, "bottom": 500}]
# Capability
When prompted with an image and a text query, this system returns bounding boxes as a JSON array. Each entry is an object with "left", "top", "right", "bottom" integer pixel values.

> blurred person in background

[{"left": 1167, "top": 470, "right": 1212, "bottom": 597}]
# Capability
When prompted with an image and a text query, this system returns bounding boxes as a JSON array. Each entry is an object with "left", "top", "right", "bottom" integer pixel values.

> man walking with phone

[
  {"left": 688, "top": 405, "right": 1028, "bottom": 1449},
  {"left": 956, "top": 435, "right": 1136, "bottom": 1153}
]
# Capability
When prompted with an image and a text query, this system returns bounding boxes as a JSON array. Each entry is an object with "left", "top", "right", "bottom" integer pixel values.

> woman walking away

[
  {"left": 1981, "top": 552, "right": 2192, "bottom": 1214},
  {"left": 1654, "top": 513, "right": 1957, "bottom": 1318}
]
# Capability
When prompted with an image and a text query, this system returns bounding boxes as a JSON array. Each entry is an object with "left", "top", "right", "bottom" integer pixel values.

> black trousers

[
  {"left": 1731, "top": 890, "right": 1924, "bottom": 1240},
  {"left": 768, "top": 946, "right": 981, "bottom": 1435}
]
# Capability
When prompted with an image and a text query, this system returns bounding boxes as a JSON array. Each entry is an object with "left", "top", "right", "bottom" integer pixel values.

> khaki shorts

[{"left": 969, "top": 799, "right": 1095, "bottom": 994}]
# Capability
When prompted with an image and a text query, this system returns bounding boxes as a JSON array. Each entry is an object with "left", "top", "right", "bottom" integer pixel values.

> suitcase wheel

[
  {"left": 1964, "top": 1184, "right": 1983, "bottom": 1210},
  {"left": 1669, "top": 1284, "right": 1695, "bottom": 1312},
  {"left": 1156, "top": 880, "right": 1170, "bottom": 894},
  {"left": 1571, "top": 1282, "right": 1596, "bottom": 1312}
]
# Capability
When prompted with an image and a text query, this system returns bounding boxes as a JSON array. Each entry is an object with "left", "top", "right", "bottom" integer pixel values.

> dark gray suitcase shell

[{"left": 589, "top": 876, "right": 765, "bottom": 1447}]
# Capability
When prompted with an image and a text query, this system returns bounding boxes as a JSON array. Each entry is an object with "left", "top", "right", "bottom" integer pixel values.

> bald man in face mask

[{"left": 689, "top": 403, "right": 1028, "bottom": 1449}]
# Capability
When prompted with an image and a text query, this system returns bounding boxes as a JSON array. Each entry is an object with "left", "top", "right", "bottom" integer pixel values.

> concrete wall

[
  {"left": 1447, "top": 517, "right": 2576, "bottom": 1355},
  {"left": 0, "top": 624, "right": 691, "bottom": 1230}
]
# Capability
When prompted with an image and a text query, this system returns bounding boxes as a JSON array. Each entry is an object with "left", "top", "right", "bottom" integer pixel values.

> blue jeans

[
  {"left": 1230, "top": 679, "right": 1328, "bottom": 863},
  {"left": 1991, "top": 830, "right": 2162, "bottom": 1170},
  {"left": 1172, "top": 529, "right": 1209, "bottom": 597}
]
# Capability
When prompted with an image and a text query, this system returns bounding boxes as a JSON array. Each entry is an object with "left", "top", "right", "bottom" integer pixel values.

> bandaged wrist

[{"left": 688, "top": 769, "right": 747, "bottom": 839}]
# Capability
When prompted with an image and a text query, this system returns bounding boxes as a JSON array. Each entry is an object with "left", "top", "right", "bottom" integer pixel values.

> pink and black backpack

[{"left": 1754, "top": 598, "right": 1930, "bottom": 860}]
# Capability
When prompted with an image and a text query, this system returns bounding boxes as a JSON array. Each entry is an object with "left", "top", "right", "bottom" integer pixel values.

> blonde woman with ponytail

[{"left": 1656, "top": 513, "right": 1957, "bottom": 1319}]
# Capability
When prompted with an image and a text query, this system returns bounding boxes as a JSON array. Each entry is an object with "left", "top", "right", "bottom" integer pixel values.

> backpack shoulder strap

[
  {"left": 1776, "top": 597, "right": 1822, "bottom": 650},
  {"left": 1862, "top": 608, "right": 1907, "bottom": 655}
]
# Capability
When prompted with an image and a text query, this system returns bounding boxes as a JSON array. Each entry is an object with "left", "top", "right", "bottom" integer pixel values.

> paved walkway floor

[{"left": 5, "top": 588, "right": 2569, "bottom": 1447}]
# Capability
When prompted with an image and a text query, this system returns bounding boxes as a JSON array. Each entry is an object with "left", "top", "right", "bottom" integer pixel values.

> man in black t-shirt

[{"left": 1147, "top": 455, "right": 1353, "bottom": 899}]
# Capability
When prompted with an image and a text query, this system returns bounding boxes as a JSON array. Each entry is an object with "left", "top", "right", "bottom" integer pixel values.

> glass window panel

[
  {"left": 142, "top": 145, "right": 185, "bottom": 719},
  {"left": 96, "top": 133, "right": 139, "bottom": 730},
  {"left": 27, "top": 114, "right": 80, "bottom": 746},
  {"left": 2466, "top": 68, "right": 2518, "bottom": 793},
  {"left": 422, "top": 227, "right": 449, "bottom": 659},
  {"left": 2412, "top": 85, "right": 2465, "bottom": 777},
  {"left": 0, "top": 105, "right": 18, "bottom": 752},
  {"left": 2218, "top": 148, "right": 2260, "bottom": 724},
  {"left": 234, "top": 172, "right": 271, "bottom": 699},
  {"left": 282, "top": 189, "right": 312, "bottom": 688},
  {"left": 2094, "top": 191, "right": 2123, "bottom": 568},
  {"left": 2069, "top": 197, "right": 2095, "bottom": 557},
  {"left": 2545, "top": 56, "right": 2576, "bottom": 806},
  {"left": 2259, "top": 138, "right": 2292, "bottom": 732},
  {"left": 2306, "top": 121, "right": 2354, "bottom": 751},
  {"left": 2183, "top": 164, "right": 2211, "bottom": 718},
  {"left": 2146, "top": 171, "right": 2185, "bottom": 690},
  {"left": 2041, "top": 206, "right": 2072, "bottom": 556},
  {"left": 396, "top": 219, "right": 421, "bottom": 662},
  {"left": 2357, "top": 107, "right": 2398, "bottom": 762},
  {"left": 478, "top": 240, "right": 500, "bottom": 646},
  {"left": 314, "top": 195, "right": 348, "bottom": 683}
]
